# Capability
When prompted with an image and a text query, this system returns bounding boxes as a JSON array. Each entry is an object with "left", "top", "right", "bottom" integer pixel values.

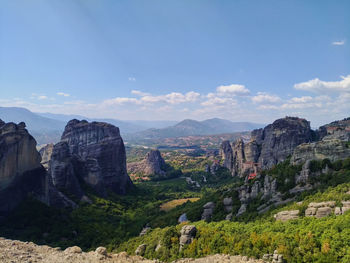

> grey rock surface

[{"left": 60, "top": 119, "right": 133, "bottom": 195}]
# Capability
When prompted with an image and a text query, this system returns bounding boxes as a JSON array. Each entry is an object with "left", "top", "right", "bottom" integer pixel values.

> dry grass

[{"left": 159, "top": 198, "right": 200, "bottom": 212}]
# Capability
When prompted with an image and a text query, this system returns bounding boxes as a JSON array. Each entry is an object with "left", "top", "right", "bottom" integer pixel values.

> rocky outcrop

[
  {"left": 58, "top": 119, "right": 133, "bottom": 195},
  {"left": 257, "top": 117, "right": 313, "bottom": 168},
  {"left": 178, "top": 213, "right": 188, "bottom": 223},
  {"left": 317, "top": 117, "right": 350, "bottom": 141},
  {"left": 0, "top": 121, "right": 74, "bottom": 218},
  {"left": 49, "top": 142, "right": 84, "bottom": 199},
  {"left": 39, "top": 143, "right": 54, "bottom": 169},
  {"left": 263, "top": 250, "right": 284, "bottom": 263},
  {"left": 274, "top": 210, "right": 299, "bottom": 221},
  {"left": 220, "top": 141, "right": 233, "bottom": 171},
  {"left": 201, "top": 202, "right": 215, "bottom": 221},
  {"left": 179, "top": 225, "right": 197, "bottom": 249},
  {"left": 291, "top": 139, "right": 350, "bottom": 165},
  {"left": 305, "top": 202, "right": 336, "bottom": 218},
  {"left": 223, "top": 197, "right": 233, "bottom": 212},
  {"left": 143, "top": 150, "right": 166, "bottom": 176},
  {"left": 128, "top": 149, "right": 167, "bottom": 177},
  {"left": 221, "top": 117, "right": 314, "bottom": 177}
]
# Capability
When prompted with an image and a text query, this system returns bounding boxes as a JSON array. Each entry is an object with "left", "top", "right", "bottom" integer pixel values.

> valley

[{"left": 0, "top": 113, "right": 350, "bottom": 262}]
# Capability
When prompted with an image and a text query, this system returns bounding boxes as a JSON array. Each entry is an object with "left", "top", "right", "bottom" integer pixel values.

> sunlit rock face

[{"left": 0, "top": 121, "right": 74, "bottom": 219}]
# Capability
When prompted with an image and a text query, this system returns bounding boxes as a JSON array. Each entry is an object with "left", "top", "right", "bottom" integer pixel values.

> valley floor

[{"left": 0, "top": 237, "right": 263, "bottom": 263}]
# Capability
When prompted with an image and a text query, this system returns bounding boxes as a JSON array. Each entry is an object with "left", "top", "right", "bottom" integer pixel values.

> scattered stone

[
  {"left": 236, "top": 203, "right": 247, "bottom": 216},
  {"left": 64, "top": 246, "right": 82, "bottom": 254},
  {"left": 201, "top": 202, "right": 215, "bottom": 221},
  {"left": 179, "top": 225, "right": 197, "bottom": 249},
  {"left": 178, "top": 213, "right": 188, "bottom": 223},
  {"left": 95, "top": 247, "right": 107, "bottom": 256},
  {"left": 223, "top": 197, "right": 233, "bottom": 212},
  {"left": 274, "top": 210, "right": 299, "bottom": 221},
  {"left": 135, "top": 244, "right": 147, "bottom": 256},
  {"left": 139, "top": 226, "right": 151, "bottom": 237}
]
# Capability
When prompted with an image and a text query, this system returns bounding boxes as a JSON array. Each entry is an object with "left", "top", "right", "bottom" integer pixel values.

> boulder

[
  {"left": 64, "top": 246, "right": 82, "bottom": 254},
  {"left": 179, "top": 225, "right": 197, "bottom": 248},
  {"left": 135, "top": 244, "right": 147, "bottom": 256},
  {"left": 178, "top": 213, "right": 188, "bottom": 223},
  {"left": 201, "top": 202, "right": 215, "bottom": 221},
  {"left": 274, "top": 210, "right": 299, "bottom": 221},
  {"left": 236, "top": 203, "right": 247, "bottom": 216},
  {"left": 223, "top": 197, "right": 233, "bottom": 212},
  {"left": 315, "top": 207, "right": 333, "bottom": 218},
  {"left": 95, "top": 247, "right": 107, "bottom": 256}
]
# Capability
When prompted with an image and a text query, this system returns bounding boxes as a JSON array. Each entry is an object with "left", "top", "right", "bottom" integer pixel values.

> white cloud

[
  {"left": 57, "top": 92, "right": 70, "bottom": 97},
  {"left": 103, "top": 97, "right": 140, "bottom": 105},
  {"left": 332, "top": 40, "right": 345, "bottom": 46},
  {"left": 128, "top": 77, "right": 136, "bottom": 81},
  {"left": 294, "top": 75, "right": 350, "bottom": 93},
  {"left": 131, "top": 90, "right": 149, "bottom": 96},
  {"left": 201, "top": 97, "right": 237, "bottom": 107},
  {"left": 140, "top": 91, "right": 200, "bottom": 104},
  {"left": 37, "top": 95, "right": 48, "bottom": 100},
  {"left": 216, "top": 84, "right": 250, "bottom": 96},
  {"left": 251, "top": 92, "right": 281, "bottom": 103}
]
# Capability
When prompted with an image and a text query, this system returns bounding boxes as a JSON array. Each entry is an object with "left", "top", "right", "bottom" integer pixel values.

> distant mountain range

[
  {"left": 0, "top": 106, "right": 264, "bottom": 145},
  {"left": 124, "top": 118, "right": 264, "bottom": 141}
]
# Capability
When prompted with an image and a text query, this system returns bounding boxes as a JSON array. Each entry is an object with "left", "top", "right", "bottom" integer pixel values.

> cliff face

[
  {"left": 221, "top": 117, "right": 314, "bottom": 177},
  {"left": 0, "top": 122, "right": 42, "bottom": 189},
  {"left": 0, "top": 121, "right": 73, "bottom": 219},
  {"left": 143, "top": 150, "right": 166, "bottom": 176},
  {"left": 257, "top": 117, "right": 314, "bottom": 168},
  {"left": 128, "top": 149, "right": 167, "bottom": 177},
  {"left": 291, "top": 118, "right": 350, "bottom": 165},
  {"left": 57, "top": 120, "right": 132, "bottom": 195}
]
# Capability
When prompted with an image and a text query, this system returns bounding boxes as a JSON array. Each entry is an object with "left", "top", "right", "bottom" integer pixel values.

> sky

[{"left": 0, "top": 0, "right": 349, "bottom": 127}]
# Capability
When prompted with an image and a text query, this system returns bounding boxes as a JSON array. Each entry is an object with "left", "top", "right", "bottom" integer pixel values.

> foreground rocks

[{"left": 0, "top": 237, "right": 263, "bottom": 263}]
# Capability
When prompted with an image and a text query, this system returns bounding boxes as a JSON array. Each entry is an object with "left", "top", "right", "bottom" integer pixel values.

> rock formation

[
  {"left": 52, "top": 119, "right": 133, "bottom": 196},
  {"left": 128, "top": 149, "right": 167, "bottom": 177},
  {"left": 0, "top": 121, "right": 74, "bottom": 219},
  {"left": 221, "top": 117, "right": 314, "bottom": 177},
  {"left": 201, "top": 202, "right": 215, "bottom": 221},
  {"left": 179, "top": 225, "right": 197, "bottom": 249},
  {"left": 49, "top": 142, "right": 84, "bottom": 199},
  {"left": 274, "top": 210, "right": 299, "bottom": 221},
  {"left": 291, "top": 139, "right": 350, "bottom": 165},
  {"left": 39, "top": 143, "right": 54, "bottom": 169}
]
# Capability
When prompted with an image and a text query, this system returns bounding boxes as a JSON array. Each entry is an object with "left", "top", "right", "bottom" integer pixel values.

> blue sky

[{"left": 0, "top": 0, "right": 349, "bottom": 126}]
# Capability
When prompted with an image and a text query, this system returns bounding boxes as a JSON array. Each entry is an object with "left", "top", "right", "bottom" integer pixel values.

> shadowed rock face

[
  {"left": 49, "top": 142, "right": 84, "bottom": 199},
  {"left": 0, "top": 121, "right": 74, "bottom": 218},
  {"left": 59, "top": 119, "right": 133, "bottom": 195}
]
